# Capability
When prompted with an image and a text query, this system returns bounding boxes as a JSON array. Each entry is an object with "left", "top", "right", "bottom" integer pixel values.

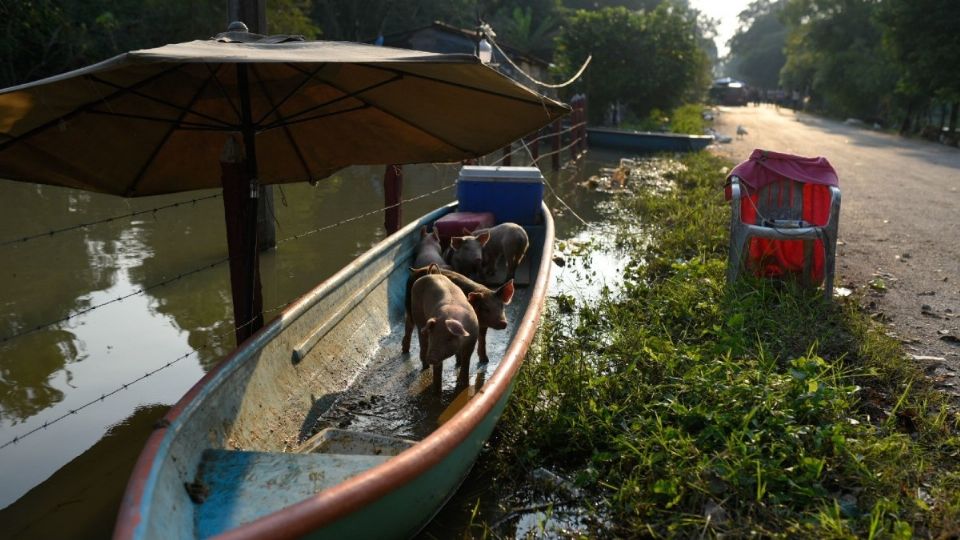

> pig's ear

[
  {"left": 422, "top": 317, "right": 437, "bottom": 334},
  {"left": 428, "top": 263, "right": 440, "bottom": 274},
  {"left": 462, "top": 227, "right": 473, "bottom": 235},
  {"left": 420, "top": 225, "right": 428, "bottom": 237},
  {"left": 477, "top": 231, "right": 491, "bottom": 246},
  {"left": 498, "top": 280, "right": 515, "bottom": 304},
  {"left": 431, "top": 228, "right": 440, "bottom": 241},
  {"left": 445, "top": 319, "right": 470, "bottom": 337},
  {"left": 467, "top": 291, "right": 483, "bottom": 304},
  {"left": 451, "top": 237, "right": 464, "bottom": 249}
]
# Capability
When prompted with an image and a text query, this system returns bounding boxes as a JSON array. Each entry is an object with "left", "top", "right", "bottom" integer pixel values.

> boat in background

[
  {"left": 115, "top": 203, "right": 554, "bottom": 540},
  {"left": 587, "top": 126, "right": 713, "bottom": 153}
]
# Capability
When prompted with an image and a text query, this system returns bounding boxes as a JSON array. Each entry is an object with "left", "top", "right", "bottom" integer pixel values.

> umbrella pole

[
  {"left": 220, "top": 136, "right": 265, "bottom": 345},
  {"left": 217, "top": 63, "right": 266, "bottom": 345}
]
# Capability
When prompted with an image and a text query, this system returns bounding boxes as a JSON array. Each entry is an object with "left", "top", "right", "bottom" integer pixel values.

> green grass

[
  {"left": 484, "top": 152, "right": 960, "bottom": 537},
  {"left": 620, "top": 104, "right": 706, "bottom": 134}
]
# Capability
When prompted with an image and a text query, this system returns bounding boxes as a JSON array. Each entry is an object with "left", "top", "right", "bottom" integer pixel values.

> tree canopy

[{"left": 555, "top": 4, "right": 711, "bottom": 123}]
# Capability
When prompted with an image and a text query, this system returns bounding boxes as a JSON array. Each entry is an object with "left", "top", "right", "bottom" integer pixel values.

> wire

[
  {"left": 0, "top": 193, "right": 222, "bottom": 249},
  {"left": 0, "top": 185, "right": 456, "bottom": 345},
  {"left": 481, "top": 23, "right": 592, "bottom": 89},
  {"left": 276, "top": 183, "right": 456, "bottom": 245},
  {"left": 0, "top": 301, "right": 291, "bottom": 452}
]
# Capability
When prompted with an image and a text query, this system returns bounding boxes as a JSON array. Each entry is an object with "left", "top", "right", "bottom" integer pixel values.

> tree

[
  {"left": 0, "top": 1, "right": 319, "bottom": 87},
  {"left": 880, "top": 0, "right": 960, "bottom": 134},
  {"left": 726, "top": 0, "right": 787, "bottom": 89},
  {"left": 555, "top": 4, "right": 710, "bottom": 123},
  {"left": 780, "top": 0, "right": 898, "bottom": 121}
]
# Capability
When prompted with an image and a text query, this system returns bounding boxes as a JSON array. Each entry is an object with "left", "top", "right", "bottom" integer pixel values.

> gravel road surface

[{"left": 710, "top": 104, "right": 960, "bottom": 393}]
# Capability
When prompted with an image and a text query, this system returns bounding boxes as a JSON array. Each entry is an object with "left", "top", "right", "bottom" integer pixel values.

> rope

[
  {"left": 482, "top": 23, "right": 591, "bottom": 89},
  {"left": 0, "top": 193, "right": 222, "bottom": 249},
  {"left": 0, "top": 301, "right": 291, "bottom": 452}
]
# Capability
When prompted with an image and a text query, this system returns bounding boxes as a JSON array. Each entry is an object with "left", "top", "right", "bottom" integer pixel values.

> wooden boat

[
  {"left": 587, "top": 126, "right": 713, "bottom": 152},
  {"left": 114, "top": 202, "right": 554, "bottom": 540}
]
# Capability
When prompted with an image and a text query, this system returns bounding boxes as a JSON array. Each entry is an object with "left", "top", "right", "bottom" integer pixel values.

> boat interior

[{"left": 148, "top": 207, "right": 547, "bottom": 537}]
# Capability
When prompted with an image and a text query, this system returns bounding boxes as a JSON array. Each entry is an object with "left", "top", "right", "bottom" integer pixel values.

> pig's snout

[{"left": 491, "top": 318, "right": 508, "bottom": 330}]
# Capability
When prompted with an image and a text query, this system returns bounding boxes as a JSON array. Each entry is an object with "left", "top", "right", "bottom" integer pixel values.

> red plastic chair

[{"left": 726, "top": 150, "right": 841, "bottom": 299}]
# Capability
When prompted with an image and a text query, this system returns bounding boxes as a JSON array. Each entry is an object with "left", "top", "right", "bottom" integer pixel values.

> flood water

[{"left": 0, "top": 147, "right": 631, "bottom": 538}]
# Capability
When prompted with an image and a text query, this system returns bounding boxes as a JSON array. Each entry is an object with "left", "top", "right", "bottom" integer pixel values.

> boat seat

[{"left": 194, "top": 448, "right": 392, "bottom": 536}]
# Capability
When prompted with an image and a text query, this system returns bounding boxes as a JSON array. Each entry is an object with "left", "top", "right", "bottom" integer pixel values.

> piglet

[
  {"left": 476, "top": 223, "right": 529, "bottom": 283},
  {"left": 413, "top": 226, "right": 449, "bottom": 269},
  {"left": 409, "top": 273, "right": 479, "bottom": 394},
  {"left": 403, "top": 264, "right": 514, "bottom": 364},
  {"left": 447, "top": 229, "right": 489, "bottom": 281}
]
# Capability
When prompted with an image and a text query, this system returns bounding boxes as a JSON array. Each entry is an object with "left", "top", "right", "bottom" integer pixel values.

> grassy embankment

[
  {"left": 487, "top": 152, "right": 960, "bottom": 537},
  {"left": 621, "top": 104, "right": 706, "bottom": 135}
]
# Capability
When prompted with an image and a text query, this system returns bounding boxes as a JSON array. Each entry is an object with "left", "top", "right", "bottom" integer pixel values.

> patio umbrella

[
  {"left": 0, "top": 28, "right": 568, "bottom": 341},
  {"left": 0, "top": 29, "right": 568, "bottom": 196}
]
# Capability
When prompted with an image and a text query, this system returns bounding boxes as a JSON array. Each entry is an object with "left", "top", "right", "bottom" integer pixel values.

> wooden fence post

[
  {"left": 384, "top": 164, "right": 402, "bottom": 235},
  {"left": 552, "top": 120, "right": 561, "bottom": 171}
]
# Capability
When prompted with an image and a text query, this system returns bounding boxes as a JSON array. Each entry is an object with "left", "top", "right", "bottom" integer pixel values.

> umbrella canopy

[{"left": 0, "top": 32, "right": 568, "bottom": 197}]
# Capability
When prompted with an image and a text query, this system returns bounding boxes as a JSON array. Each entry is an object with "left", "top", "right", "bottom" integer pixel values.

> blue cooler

[{"left": 456, "top": 166, "right": 545, "bottom": 225}]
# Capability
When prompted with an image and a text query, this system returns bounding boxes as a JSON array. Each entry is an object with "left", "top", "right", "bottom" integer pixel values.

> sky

[{"left": 689, "top": 0, "right": 753, "bottom": 57}]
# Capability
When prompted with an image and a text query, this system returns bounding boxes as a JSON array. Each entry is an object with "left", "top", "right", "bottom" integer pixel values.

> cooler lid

[{"left": 458, "top": 165, "right": 544, "bottom": 183}]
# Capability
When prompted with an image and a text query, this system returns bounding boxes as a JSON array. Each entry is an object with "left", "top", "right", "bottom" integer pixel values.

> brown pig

[
  {"left": 447, "top": 229, "right": 489, "bottom": 281},
  {"left": 409, "top": 273, "right": 479, "bottom": 394},
  {"left": 476, "top": 223, "right": 529, "bottom": 283},
  {"left": 414, "top": 226, "right": 449, "bottom": 269},
  {"left": 402, "top": 264, "right": 515, "bottom": 364}
]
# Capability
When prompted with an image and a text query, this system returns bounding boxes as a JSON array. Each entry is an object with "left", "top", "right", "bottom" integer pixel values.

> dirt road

[{"left": 711, "top": 104, "right": 960, "bottom": 389}]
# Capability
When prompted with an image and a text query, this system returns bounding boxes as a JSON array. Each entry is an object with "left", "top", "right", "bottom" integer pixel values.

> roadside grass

[
  {"left": 620, "top": 104, "right": 706, "bottom": 135},
  {"left": 487, "top": 152, "right": 960, "bottom": 537}
]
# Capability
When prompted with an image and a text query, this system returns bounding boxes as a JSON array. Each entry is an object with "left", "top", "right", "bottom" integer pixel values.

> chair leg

[
  {"left": 728, "top": 230, "right": 749, "bottom": 285},
  {"left": 802, "top": 240, "right": 814, "bottom": 288},
  {"left": 822, "top": 234, "right": 836, "bottom": 301}
]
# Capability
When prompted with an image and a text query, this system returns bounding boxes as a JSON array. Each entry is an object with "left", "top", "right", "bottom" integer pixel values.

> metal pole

[{"left": 227, "top": 1, "right": 276, "bottom": 250}]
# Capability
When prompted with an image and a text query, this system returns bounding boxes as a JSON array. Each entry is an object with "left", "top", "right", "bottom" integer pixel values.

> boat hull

[
  {"left": 587, "top": 127, "right": 712, "bottom": 152},
  {"left": 115, "top": 203, "right": 554, "bottom": 540}
]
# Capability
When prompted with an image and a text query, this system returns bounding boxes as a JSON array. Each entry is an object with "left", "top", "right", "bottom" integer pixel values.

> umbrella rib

[
  {"left": 253, "top": 63, "right": 327, "bottom": 127},
  {"left": 263, "top": 72, "right": 402, "bottom": 128},
  {"left": 250, "top": 65, "right": 313, "bottom": 182},
  {"left": 0, "top": 64, "right": 185, "bottom": 154},
  {"left": 124, "top": 65, "right": 225, "bottom": 196},
  {"left": 85, "top": 109, "right": 228, "bottom": 130},
  {"left": 259, "top": 104, "right": 369, "bottom": 131},
  {"left": 204, "top": 63, "right": 242, "bottom": 123},
  {"left": 320, "top": 77, "right": 475, "bottom": 154},
  {"left": 86, "top": 74, "right": 235, "bottom": 129},
  {"left": 364, "top": 64, "right": 558, "bottom": 109}
]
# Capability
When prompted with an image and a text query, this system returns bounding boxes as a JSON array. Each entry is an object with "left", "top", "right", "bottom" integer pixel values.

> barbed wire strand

[
  {"left": 0, "top": 301, "right": 292, "bottom": 452},
  {"left": 0, "top": 185, "right": 456, "bottom": 345},
  {"left": 518, "top": 136, "right": 591, "bottom": 226},
  {"left": 0, "top": 193, "right": 223, "bottom": 249}
]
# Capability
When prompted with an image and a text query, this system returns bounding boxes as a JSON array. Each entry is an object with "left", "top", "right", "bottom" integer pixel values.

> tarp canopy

[{"left": 0, "top": 34, "right": 568, "bottom": 197}]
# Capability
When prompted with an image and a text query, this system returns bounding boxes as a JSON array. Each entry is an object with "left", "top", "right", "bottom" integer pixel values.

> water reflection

[{"left": 0, "top": 149, "right": 625, "bottom": 536}]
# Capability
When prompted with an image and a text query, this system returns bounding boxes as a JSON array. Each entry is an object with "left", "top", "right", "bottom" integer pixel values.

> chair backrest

[{"left": 753, "top": 178, "right": 804, "bottom": 223}]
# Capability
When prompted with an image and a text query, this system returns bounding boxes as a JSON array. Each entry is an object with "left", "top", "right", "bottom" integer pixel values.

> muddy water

[{"left": 0, "top": 148, "right": 629, "bottom": 538}]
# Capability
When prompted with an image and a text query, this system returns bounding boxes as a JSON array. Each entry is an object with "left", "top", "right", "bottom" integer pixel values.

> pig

[
  {"left": 446, "top": 229, "right": 490, "bottom": 281},
  {"left": 413, "top": 226, "right": 449, "bottom": 269},
  {"left": 402, "top": 264, "right": 515, "bottom": 364},
  {"left": 409, "top": 273, "right": 479, "bottom": 394},
  {"left": 475, "top": 223, "right": 529, "bottom": 283}
]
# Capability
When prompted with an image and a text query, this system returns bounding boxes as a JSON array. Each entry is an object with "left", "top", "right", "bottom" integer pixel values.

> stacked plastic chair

[{"left": 725, "top": 149, "right": 841, "bottom": 299}]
